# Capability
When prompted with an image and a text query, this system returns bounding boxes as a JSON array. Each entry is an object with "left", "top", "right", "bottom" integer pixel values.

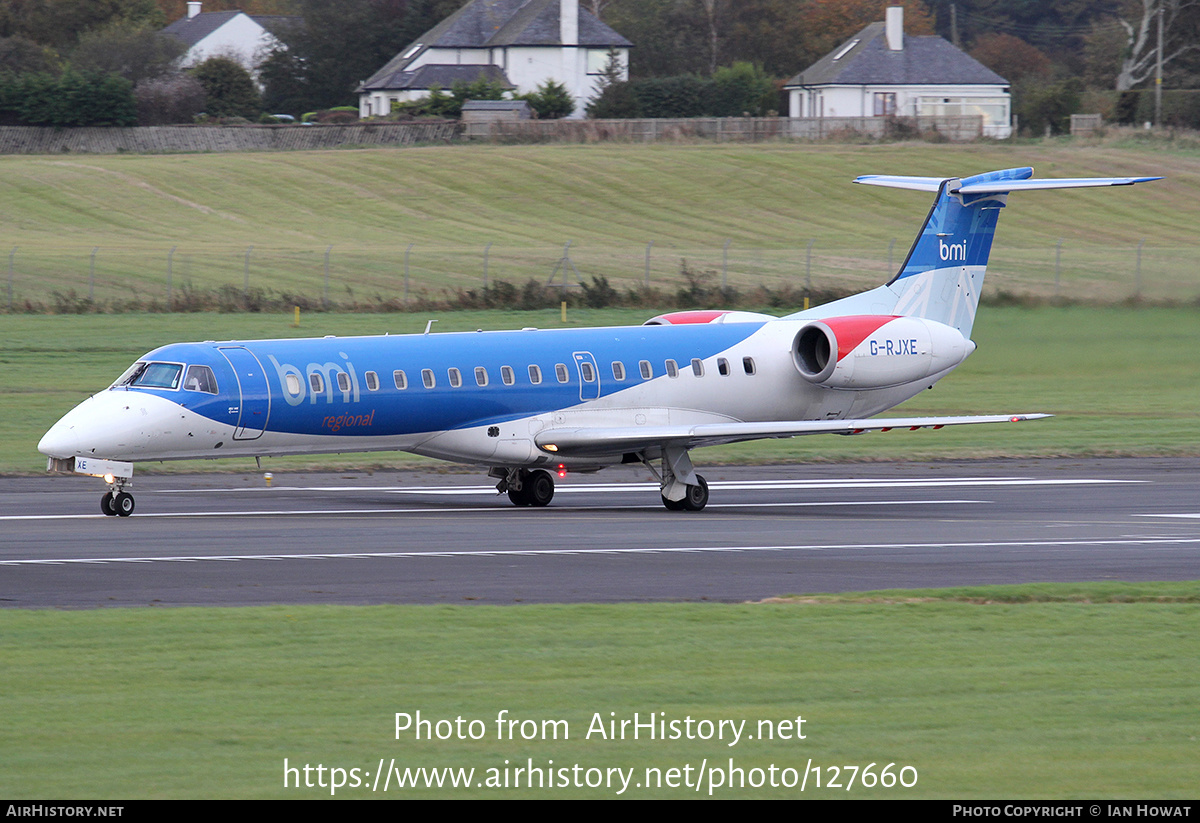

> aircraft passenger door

[
  {"left": 573, "top": 351, "right": 600, "bottom": 402},
  {"left": 218, "top": 347, "right": 271, "bottom": 440}
]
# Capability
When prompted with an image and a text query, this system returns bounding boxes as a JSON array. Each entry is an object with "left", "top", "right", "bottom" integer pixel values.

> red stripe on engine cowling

[{"left": 822, "top": 315, "right": 901, "bottom": 362}]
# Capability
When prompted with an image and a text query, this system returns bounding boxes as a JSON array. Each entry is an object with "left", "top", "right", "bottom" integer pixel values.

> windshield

[{"left": 112, "top": 361, "right": 183, "bottom": 390}]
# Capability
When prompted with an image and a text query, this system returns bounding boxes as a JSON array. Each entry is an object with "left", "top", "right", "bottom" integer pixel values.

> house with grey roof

[
  {"left": 162, "top": 1, "right": 296, "bottom": 75},
  {"left": 358, "top": 0, "right": 631, "bottom": 120},
  {"left": 784, "top": 6, "right": 1011, "bottom": 138}
]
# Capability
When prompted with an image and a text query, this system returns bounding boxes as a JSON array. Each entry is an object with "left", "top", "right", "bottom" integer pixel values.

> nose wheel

[{"left": 100, "top": 490, "right": 135, "bottom": 517}]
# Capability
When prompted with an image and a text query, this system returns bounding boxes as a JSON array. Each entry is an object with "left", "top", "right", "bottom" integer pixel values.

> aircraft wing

[{"left": 535, "top": 413, "right": 1051, "bottom": 457}]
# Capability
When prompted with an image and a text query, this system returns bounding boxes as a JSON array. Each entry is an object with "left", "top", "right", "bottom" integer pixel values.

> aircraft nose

[{"left": 38, "top": 416, "right": 82, "bottom": 458}]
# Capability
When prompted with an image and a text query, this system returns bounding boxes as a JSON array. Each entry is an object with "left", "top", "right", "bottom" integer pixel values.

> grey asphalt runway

[{"left": 3, "top": 457, "right": 1199, "bottom": 608}]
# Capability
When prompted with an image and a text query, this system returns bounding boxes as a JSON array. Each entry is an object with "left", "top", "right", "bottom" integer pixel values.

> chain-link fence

[{"left": 5, "top": 237, "right": 1198, "bottom": 312}]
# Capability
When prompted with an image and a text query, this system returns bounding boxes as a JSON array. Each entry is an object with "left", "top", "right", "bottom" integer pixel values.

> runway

[{"left": 4, "top": 458, "right": 1200, "bottom": 608}]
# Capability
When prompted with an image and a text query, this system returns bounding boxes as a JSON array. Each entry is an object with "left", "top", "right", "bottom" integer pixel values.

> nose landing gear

[{"left": 100, "top": 479, "right": 135, "bottom": 517}]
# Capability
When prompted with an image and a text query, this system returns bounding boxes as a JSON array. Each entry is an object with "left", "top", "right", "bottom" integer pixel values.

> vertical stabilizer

[{"left": 882, "top": 167, "right": 1031, "bottom": 336}]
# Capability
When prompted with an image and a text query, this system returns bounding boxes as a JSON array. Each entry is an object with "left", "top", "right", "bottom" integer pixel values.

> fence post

[
  {"left": 1135, "top": 238, "right": 1145, "bottom": 297},
  {"left": 1054, "top": 238, "right": 1062, "bottom": 295},
  {"left": 805, "top": 239, "right": 815, "bottom": 292},
  {"left": 404, "top": 243, "right": 413, "bottom": 306},
  {"left": 7, "top": 246, "right": 14, "bottom": 311},
  {"left": 722, "top": 239, "right": 731, "bottom": 290},
  {"left": 243, "top": 246, "right": 253, "bottom": 298},
  {"left": 167, "top": 246, "right": 176, "bottom": 309},
  {"left": 89, "top": 247, "right": 98, "bottom": 302},
  {"left": 324, "top": 245, "right": 332, "bottom": 308},
  {"left": 483, "top": 241, "right": 492, "bottom": 290}
]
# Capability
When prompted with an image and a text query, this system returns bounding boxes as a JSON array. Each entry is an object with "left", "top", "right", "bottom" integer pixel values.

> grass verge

[{"left": 2, "top": 582, "right": 1198, "bottom": 798}]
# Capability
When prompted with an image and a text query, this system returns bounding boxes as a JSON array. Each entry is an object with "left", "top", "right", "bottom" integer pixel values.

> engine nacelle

[{"left": 792, "top": 315, "right": 975, "bottom": 389}]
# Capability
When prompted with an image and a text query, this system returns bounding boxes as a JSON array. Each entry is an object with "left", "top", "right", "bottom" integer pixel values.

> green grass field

[
  {"left": 2, "top": 142, "right": 1198, "bottom": 306},
  {"left": 2, "top": 585, "right": 1198, "bottom": 798}
]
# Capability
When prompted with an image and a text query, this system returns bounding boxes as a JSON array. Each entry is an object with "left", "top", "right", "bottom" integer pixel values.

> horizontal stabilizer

[
  {"left": 536, "top": 413, "right": 1051, "bottom": 457},
  {"left": 855, "top": 173, "right": 1162, "bottom": 194}
]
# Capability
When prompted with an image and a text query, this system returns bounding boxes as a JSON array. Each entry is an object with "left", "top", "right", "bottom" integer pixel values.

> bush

[{"left": 189, "top": 57, "right": 260, "bottom": 120}]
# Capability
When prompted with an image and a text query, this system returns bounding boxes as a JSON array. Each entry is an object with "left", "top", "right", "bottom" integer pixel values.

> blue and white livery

[{"left": 38, "top": 167, "right": 1159, "bottom": 514}]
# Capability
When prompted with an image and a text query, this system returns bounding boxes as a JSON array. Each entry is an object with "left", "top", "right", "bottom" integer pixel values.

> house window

[{"left": 873, "top": 92, "right": 897, "bottom": 116}]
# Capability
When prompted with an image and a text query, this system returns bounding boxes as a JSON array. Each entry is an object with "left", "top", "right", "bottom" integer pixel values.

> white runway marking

[
  {"left": 0, "top": 499, "right": 988, "bottom": 522},
  {"left": 1137, "top": 513, "right": 1200, "bottom": 519},
  {"left": 4, "top": 535, "right": 1200, "bottom": 567},
  {"left": 151, "top": 477, "right": 1142, "bottom": 495}
]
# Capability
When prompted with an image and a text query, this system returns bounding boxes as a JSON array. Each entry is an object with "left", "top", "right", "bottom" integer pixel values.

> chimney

[
  {"left": 187, "top": 2, "right": 202, "bottom": 19},
  {"left": 561, "top": 0, "right": 578, "bottom": 46},
  {"left": 886, "top": 5, "right": 903, "bottom": 51}
]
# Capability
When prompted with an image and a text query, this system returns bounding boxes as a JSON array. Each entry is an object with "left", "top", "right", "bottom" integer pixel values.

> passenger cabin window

[
  {"left": 285, "top": 374, "right": 302, "bottom": 396},
  {"left": 421, "top": 369, "right": 435, "bottom": 389},
  {"left": 691, "top": 358, "right": 704, "bottom": 377},
  {"left": 665, "top": 359, "right": 678, "bottom": 378},
  {"left": 365, "top": 371, "right": 379, "bottom": 391},
  {"left": 717, "top": 358, "right": 730, "bottom": 376},
  {"left": 310, "top": 373, "right": 324, "bottom": 393},
  {"left": 580, "top": 361, "right": 595, "bottom": 382},
  {"left": 639, "top": 360, "right": 653, "bottom": 380},
  {"left": 528, "top": 364, "right": 542, "bottom": 384},
  {"left": 555, "top": 364, "right": 569, "bottom": 383},
  {"left": 475, "top": 366, "right": 488, "bottom": 387},
  {"left": 184, "top": 365, "right": 217, "bottom": 394},
  {"left": 743, "top": 357, "right": 756, "bottom": 375},
  {"left": 448, "top": 368, "right": 462, "bottom": 388},
  {"left": 393, "top": 370, "right": 408, "bottom": 390},
  {"left": 337, "top": 372, "right": 352, "bottom": 392},
  {"left": 611, "top": 361, "right": 625, "bottom": 381},
  {"left": 501, "top": 366, "right": 515, "bottom": 385}
]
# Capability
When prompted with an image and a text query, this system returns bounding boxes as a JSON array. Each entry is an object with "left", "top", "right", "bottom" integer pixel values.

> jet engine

[{"left": 792, "top": 315, "right": 975, "bottom": 389}]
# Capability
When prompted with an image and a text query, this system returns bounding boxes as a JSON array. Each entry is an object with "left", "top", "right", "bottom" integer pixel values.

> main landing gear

[
  {"left": 652, "top": 446, "right": 709, "bottom": 512},
  {"left": 494, "top": 467, "right": 555, "bottom": 507}
]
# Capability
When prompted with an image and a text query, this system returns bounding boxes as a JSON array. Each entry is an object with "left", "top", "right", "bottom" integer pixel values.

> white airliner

[{"left": 38, "top": 167, "right": 1159, "bottom": 515}]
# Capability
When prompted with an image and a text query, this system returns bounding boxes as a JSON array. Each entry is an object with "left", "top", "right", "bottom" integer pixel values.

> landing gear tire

[
  {"left": 100, "top": 493, "right": 117, "bottom": 516},
  {"left": 662, "top": 475, "right": 708, "bottom": 512},
  {"left": 526, "top": 470, "right": 554, "bottom": 507},
  {"left": 113, "top": 492, "right": 135, "bottom": 517},
  {"left": 506, "top": 469, "right": 554, "bottom": 507}
]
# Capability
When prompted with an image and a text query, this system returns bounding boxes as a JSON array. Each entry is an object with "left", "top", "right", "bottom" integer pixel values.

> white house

[
  {"left": 161, "top": 1, "right": 296, "bottom": 74},
  {"left": 358, "top": 0, "right": 631, "bottom": 119},
  {"left": 784, "top": 6, "right": 1012, "bottom": 138}
]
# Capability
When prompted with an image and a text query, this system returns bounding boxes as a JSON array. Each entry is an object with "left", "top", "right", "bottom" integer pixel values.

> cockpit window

[
  {"left": 113, "top": 361, "right": 183, "bottom": 390},
  {"left": 184, "top": 365, "right": 217, "bottom": 394}
]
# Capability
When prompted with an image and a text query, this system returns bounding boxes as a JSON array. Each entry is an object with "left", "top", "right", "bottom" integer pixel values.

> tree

[
  {"left": 969, "top": 33, "right": 1052, "bottom": 84},
  {"left": 0, "top": 35, "right": 59, "bottom": 74},
  {"left": 0, "top": 0, "right": 164, "bottom": 50},
  {"left": 70, "top": 22, "right": 186, "bottom": 85},
  {"left": 520, "top": 79, "right": 574, "bottom": 119},
  {"left": 135, "top": 72, "right": 205, "bottom": 124},
  {"left": 1113, "top": 0, "right": 1200, "bottom": 90},
  {"left": 189, "top": 55, "right": 260, "bottom": 119}
]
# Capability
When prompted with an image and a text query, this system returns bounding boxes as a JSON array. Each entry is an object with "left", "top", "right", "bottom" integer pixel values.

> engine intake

[{"left": 792, "top": 315, "right": 974, "bottom": 389}]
